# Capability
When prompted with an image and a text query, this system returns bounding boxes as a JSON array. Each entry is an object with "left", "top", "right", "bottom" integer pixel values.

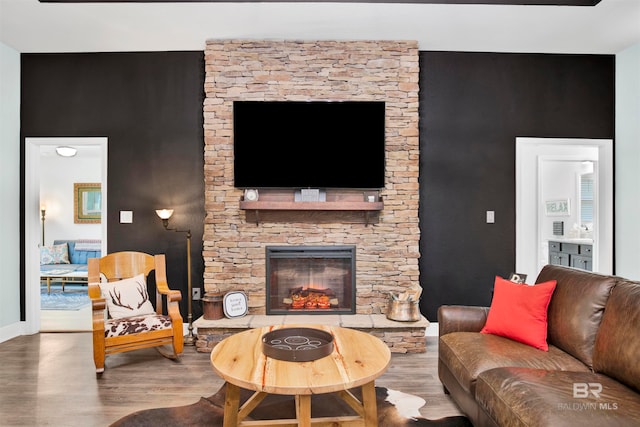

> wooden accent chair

[{"left": 88, "top": 251, "right": 183, "bottom": 374}]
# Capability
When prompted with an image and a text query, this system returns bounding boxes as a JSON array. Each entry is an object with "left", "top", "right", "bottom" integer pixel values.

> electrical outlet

[{"left": 192, "top": 288, "right": 201, "bottom": 300}]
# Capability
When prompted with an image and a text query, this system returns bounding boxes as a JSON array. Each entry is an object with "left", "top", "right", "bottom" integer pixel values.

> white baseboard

[{"left": 0, "top": 321, "right": 26, "bottom": 344}]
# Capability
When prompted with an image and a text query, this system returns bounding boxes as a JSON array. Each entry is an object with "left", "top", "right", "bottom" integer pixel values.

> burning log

[{"left": 284, "top": 286, "right": 339, "bottom": 309}]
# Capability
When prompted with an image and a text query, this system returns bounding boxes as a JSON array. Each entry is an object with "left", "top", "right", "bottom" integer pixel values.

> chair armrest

[
  {"left": 437, "top": 305, "right": 490, "bottom": 337},
  {"left": 166, "top": 289, "right": 182, "bottom": 303},
  {"left": 155, "top": 278, "right": 182, "bottom": 298},
  {"left": 164, "top": 289, "right": 183, "bottom": 321},
  {"left": 88, "top": 283, "right": 105, "bottom": 311},
  {"left": 88, "top": 283, "right": 107, "bottom": 334}
]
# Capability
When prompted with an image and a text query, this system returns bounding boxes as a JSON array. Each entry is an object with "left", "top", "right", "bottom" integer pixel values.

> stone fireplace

[
  {"left": 266, "top": 246, "right": 356, "bottom": 315},
  {"left": 202, "top": 39, "right": 421, "bottom": 316}
]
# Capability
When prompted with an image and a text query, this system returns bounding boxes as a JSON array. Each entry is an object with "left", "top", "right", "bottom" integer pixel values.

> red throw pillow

[{"left": 480, "top": 276, "right": 557, "bottom": 351}]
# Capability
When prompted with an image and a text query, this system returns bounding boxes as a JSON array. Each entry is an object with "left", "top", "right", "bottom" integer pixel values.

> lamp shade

[{"left": 155, "top": 209, "right": 174, "bottom": 220}]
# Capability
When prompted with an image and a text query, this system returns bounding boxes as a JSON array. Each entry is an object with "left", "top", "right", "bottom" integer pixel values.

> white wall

[
  {"left": 40, "top": 150, "right": 102, "bottom": 243},
  {"left": 615, "top": 43, "right": 640, "bottom": 281},
  {"left": 540, "top": 159, "right": 593, "bottom": 241},
  {"left": 0, "top": 42, "right": 22, "bottom": 340}
]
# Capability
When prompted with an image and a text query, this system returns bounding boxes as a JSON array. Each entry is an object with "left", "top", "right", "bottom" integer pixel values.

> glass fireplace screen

[{"left": 266, "top": 246, "right": 356, "bottom": 315}]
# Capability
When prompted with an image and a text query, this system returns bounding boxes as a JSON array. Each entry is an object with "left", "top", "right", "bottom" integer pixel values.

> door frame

[
  {"left": 24, "top": 137, "right": 108, "bottom": 334},
  {"left": 515, "top": 137, "right": 613, "bottom": 282}
]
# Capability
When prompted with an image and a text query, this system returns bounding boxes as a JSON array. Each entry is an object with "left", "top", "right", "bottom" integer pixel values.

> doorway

[
  {"left": 515, "top": 138, "right": 613, "bottom": 282},
  {"left": 25, "top": 137, "right": 107, "bottom": 334}
]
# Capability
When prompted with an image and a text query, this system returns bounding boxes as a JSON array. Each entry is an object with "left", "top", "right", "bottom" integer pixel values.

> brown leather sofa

[{"left": 438, "top": 265, "right": 640, "bottom": 426}]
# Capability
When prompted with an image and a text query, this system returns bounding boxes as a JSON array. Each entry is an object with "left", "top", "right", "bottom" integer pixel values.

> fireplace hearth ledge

[{"left": 194, "top": 314, "right": 429, "bottom": 354}]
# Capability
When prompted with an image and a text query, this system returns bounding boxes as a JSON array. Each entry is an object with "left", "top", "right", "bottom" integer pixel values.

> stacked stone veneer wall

[{"left": 203, "top": 40, "right": 420, "bottom": 315}]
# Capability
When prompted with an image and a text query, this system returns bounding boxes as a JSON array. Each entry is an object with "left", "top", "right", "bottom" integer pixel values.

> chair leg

[
  {"left": 93, "top": 331, "right": 105, "bottom": 374},
  {"left": 173, "top": 325, "right": 184, "bottom": 355}
]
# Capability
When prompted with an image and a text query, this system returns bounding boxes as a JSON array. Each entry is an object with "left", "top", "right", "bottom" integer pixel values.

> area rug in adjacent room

[
  {"left": 110, "top": 383, "right": 471, "bottom": 427},
  {"left": 41, "top": 285, "right": 90, "bottom": 310}
]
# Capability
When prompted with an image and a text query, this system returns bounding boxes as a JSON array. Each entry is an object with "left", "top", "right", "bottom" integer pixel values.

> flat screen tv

[{"left": 233, "top": 101, "right": 385, "bottom": 189}]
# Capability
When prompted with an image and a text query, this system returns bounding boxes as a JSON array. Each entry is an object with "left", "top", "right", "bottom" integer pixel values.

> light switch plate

[
  {"left": 486, "top": 211, "right": 495, "bottom": 223},
  {"left": 120, "top": 210, "right": 133, "bottom": 223}
]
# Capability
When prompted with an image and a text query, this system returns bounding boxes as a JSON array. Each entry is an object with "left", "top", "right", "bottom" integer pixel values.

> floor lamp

[
  {"left": 40, "top": 206, "right": 46, "bottom": 246},
  {"left": 155, "top": 209, "right": 195, "bottom": 346}
]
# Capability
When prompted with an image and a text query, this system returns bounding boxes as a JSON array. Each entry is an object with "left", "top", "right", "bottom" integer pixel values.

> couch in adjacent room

[
  {"left": 438, "top": 264, "right": 640, "bottom": 426},
  {"left": 40, "top": 240, "right": 102, "bottom": 291},
  {"left": 40, "top": 239, "right": 102, "bottom": 273}
]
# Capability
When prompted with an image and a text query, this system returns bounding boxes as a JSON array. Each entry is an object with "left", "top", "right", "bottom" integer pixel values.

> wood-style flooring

[{"left": 0, "top": 332, "right": 464, "bottom": 426}]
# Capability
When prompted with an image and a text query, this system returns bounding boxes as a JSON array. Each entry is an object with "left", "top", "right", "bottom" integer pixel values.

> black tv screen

[{"left": 233, "top": 101, "right": 385, "bottom": 189}]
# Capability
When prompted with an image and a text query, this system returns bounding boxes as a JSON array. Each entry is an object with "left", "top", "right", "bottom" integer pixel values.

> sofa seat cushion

[
  {"left": 439, "top": 332, "right": 589, "bottom": 395},
  {"left": 105, "top": 314, "right": 172, "bottom": 338},
  {"left": 476, "top": 367, "right": 640, "bottom": 427}
]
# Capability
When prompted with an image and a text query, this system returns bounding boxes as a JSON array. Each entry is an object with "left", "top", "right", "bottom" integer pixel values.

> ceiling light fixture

[{"left": 55, "top": 146, "right": 77, "bottom": 157}]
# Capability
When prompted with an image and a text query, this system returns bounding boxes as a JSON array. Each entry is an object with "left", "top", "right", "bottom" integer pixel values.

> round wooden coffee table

[{"left": 210, "top": 324, "right": 391, "bottom": 427}]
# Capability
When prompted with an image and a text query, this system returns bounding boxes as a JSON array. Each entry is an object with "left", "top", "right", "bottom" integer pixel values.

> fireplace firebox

[{"left": 266, "top": 246, "right": 356, "bottom": 315}]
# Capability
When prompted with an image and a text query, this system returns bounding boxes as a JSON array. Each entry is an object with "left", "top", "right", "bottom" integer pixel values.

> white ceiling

[{"left": 1, "top": 0, "right": 639, "bottom": 54}]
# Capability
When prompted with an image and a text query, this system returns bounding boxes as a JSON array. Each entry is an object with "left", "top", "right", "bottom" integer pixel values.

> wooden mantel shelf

[
  {"left": 239, "top": 200, "right": 383, "bottom": 211},
  {"left": 239, "top": 189, "right": 383, "bottom": 225}
]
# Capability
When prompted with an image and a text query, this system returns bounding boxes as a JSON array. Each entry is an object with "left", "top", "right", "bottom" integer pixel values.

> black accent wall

[
  {"left": 20, "top": 50, "right": 614, "bottom": 323},
  {"left": 418, "top": 52, "right": 614, "bottom": 320},
  {"left": 20, "top": 51, "right": 206, "bottom": 320}
]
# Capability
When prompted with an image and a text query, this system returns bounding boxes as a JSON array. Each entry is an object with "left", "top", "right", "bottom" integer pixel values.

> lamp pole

[
  {"left": 40, "top": 207, "right": 46, "bottom": 246},
  {"left": 185, "top": 228, "right": 193, "bottom": 345},
  {"left": 156, "top": 209, "right": 195, "bottom": 346}
]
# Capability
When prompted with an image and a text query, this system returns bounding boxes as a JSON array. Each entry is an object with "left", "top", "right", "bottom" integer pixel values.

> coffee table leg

[
  {"left": 295, "top": 394, "right": 312, "bottom": 427},
  {"left": 361, "top": 381, "right": 378, "bottom": 427},
  {"left": 223, "top": 382, "right": 240, "bottom": 427}
]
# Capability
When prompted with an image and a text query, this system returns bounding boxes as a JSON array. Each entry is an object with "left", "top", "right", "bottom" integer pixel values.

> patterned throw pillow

[
  {"left": 99, "top": 273, "right": 156, "bottom": 319},
  {"left": 40, "top": 243, "right": 70, "bottom": 265}
]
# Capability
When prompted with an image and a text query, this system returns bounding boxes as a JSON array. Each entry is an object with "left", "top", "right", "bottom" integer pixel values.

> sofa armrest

[{"left": 438, "top": 305, "right": 490, "bottom": 336}]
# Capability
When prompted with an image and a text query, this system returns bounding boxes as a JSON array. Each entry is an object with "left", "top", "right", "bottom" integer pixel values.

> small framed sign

[
  {"left": 508, "top": 272, "right": 528, "bottom": 284},
  {"left": 223, "top": 291, "right": 248, "bottom": 318},
  {"left": 545, "top": 199, "right": 570, "bottom": 217}
]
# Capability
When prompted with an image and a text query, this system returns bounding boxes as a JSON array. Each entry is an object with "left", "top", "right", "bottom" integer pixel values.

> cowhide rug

[{"left": 110, "top": 383, "right": 471, "bottom": 427}]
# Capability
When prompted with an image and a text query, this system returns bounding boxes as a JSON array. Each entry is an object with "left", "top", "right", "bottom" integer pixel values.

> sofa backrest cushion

[
  {"left": 53, "top": 239, "right": 101, "bottom": 264},
  {"left": 593, "top": 280, "right": 640, "bottom": 392},
  {"left": 536, "top": 265, "right": 616, "bottom": 368}
]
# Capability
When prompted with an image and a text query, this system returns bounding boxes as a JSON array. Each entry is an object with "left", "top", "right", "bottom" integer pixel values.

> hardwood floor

[
  {"left": 0, "top": 332, "right": 464, "bottom": 426},
  {"left": 40, "top": 305, "right": 91, "bottom": 332}
]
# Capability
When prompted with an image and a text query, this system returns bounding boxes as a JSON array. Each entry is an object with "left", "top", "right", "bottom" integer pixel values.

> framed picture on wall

[
  {"left": 74, "top": 183, "right": 101, "bottom": 224},
  {"left": 545, "top": 199, "right": 570, "bottom": 217}
]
